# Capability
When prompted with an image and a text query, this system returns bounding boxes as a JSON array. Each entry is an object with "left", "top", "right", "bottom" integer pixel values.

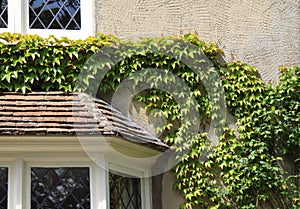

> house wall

[
  {"left": 94, "top": 1, "right": 300, "bottom": 208},
  {"left": 95, "top": 0, "right": 300, "bottom": 82}
]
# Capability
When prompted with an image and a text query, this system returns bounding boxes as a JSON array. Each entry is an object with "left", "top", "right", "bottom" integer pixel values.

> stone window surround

[{"left": 0, "top": 0, "right": 94, "bottom": 39}]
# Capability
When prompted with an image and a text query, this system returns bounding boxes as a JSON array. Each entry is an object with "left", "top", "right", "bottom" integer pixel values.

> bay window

[
  {"left": 0, "top": 148, "right": 152, "bottom": 209},
  {"left": 0, "top": 92, "right": 164, "bottom": 209}
]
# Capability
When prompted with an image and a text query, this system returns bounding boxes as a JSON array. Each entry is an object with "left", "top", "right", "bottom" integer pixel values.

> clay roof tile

[{"left": 0, "top": 91, "right": 167, "bottom": 150}]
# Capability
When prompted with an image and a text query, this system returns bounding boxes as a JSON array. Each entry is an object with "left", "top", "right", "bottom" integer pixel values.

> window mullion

[
  {"left": 9, "top": 157, "right": 24, "bottom": 209},
  {"left": 91, "top": 154, "right": 107, "bottom": 209},
  {"left": 12, "top": 0, "right": 25, "bottom": 34},
  {"left": 142, "top": 177, "right": 152, "bottom": 209}
]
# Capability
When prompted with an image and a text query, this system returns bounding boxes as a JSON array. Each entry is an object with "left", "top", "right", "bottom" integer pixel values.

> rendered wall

[
  {"left": 95, "top": 0, "right": 300, "bottom": 82},
  {"left": 94, "top": 1, "right": 300, "bottom": 208}
]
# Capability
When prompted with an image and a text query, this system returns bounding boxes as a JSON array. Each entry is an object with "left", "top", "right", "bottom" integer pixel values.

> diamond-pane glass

[
  {"left": 0, "top": 167, "right": 8, "bottom": 209},
  {"left": 109, "top": 171, "right": 141, "bottom": 209},
  {"left": 29, "top": 0, "right": 81, "bottom": 30},
  {"left": 31, "top": 167, "right": 90, "bottom": 209},
  {"left": 0, "top": 0, "right": 8, "bottom": 28}
]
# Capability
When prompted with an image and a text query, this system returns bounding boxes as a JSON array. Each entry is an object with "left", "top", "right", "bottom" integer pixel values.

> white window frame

[
  {"left": 0, "top": 0, "right": 94, "bottom": 39},
  {"left": 25, "top": 161, "right": 98, "bottom": 209},
  {"left": 0, "top": 154, "right": 152, "bottom": 209}
]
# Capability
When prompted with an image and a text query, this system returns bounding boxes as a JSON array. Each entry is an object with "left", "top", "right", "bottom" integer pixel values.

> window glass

[
  {"left": 109, "top": 171, "right": 142, "bottom": 209},
  {"left": 0, "top": 167, "right": 8, "bottom": 209},
  {"left": 31, "top": 167, "right": 90, "bottom": 209},
  {"left": 0, "top": 0, "right": 8, "bottom": 28},
  {"left": 29, "top": 0, "right": 81, "bottom": 30}
]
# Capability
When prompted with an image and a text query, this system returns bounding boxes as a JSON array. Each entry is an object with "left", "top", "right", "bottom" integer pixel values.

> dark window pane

[
  {"left": 109, "top": 171, "right": 142, "bottom": 209},
  {"left": 0, "top": 167, "right": 8, "bottom": 209},
  {"left": 31, "top": 167, "right": 90, "bottom": 209},
  {"left": 0, "top": 0, "right": 8, "bottom": 28},
  {"left": 29, "top": 0, "right": 81, "bottom": 30}
]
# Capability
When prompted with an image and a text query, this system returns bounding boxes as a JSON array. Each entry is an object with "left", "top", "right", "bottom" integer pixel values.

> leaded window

[
  {"left": 29, "top": 0, "right": 81, "bottom": 30},
  {"left": 0, "top": 167, "right": 8, "bottom": 209},
  {"left": 31, "top": 167, "right": 90, "bottom": 209},
  {"left": 0, "top": 0, "right": 8, "bottom": 28},
  {"left": 0, "top": 0, "right": 92, "bottom": 38},
  {"left": 109, "top": 171, "right": 142, "bottom": 209}
]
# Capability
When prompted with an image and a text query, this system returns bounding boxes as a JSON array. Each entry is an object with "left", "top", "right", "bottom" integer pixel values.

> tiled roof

[{"left": 0, "top": 92, "right": 167, "bottom": 150}]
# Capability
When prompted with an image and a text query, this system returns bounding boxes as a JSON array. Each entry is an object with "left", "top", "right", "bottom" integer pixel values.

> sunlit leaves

[
  {"left": 0, "top": 32, "right": 299, "bottom": 209},
  {"left": 0, "top": 32, "right": 116, "bottom": 92}
]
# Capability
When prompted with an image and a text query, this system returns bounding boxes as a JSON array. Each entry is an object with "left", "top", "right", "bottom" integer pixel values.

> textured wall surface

[
  {"left": 95, "top": 0, "right": 300, "bottom": 82},
  {"left": 94, "top": 1, "right": 299, "bottom": 208}
]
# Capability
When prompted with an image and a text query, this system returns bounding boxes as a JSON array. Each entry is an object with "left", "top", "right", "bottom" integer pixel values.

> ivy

[{"left": 0, "top": 32, "right": 299, "bottom": 208}]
